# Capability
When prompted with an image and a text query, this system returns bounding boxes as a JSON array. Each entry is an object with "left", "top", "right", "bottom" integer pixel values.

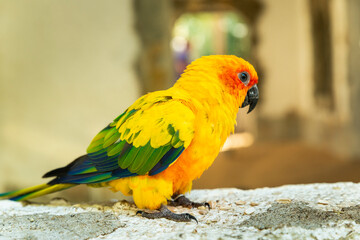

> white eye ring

[{"left": 237, "top": 71, "right": 250, "bottom": 86}]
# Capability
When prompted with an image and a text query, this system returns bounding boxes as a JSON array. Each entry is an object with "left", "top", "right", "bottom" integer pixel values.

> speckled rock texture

[{"left": 1, "top": 182, "right": 360, "bottom": 239}]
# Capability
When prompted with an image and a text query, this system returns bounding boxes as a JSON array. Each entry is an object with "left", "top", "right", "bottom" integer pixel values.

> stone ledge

[{"left": 1, "top": 182, "right": 360, "bottom": 239}]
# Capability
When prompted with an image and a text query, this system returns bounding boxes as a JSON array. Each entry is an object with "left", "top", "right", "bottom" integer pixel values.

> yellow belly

[
  {"left": 109, "top": 176, "right": 173, "bottom": 209},
  {"left": 109, "top": 108, "right": 234, "bottom": 210}
]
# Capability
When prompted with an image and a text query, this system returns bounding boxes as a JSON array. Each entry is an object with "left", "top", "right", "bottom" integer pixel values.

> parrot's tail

[{"left": 0, "top": 183, "right": 75, "bottom": 201}]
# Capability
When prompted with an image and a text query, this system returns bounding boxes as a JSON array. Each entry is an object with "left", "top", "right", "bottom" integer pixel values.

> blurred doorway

[{"left": 171, "top": 11, "right": 251, "bottom": 81}]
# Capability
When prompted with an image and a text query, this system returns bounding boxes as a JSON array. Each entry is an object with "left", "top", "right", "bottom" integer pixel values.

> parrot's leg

[
  {"left": 168, "top": 195, "right": 210, "bottom": 210},
  {"left": 136, "top": 205, "right": 198, "bottom": 223}
]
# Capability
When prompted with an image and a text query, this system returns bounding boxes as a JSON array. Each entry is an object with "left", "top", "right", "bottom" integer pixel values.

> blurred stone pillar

[
  {"left": 133, "top": 0, "right": 174, "bottom": 93},
  {"left": 348, "top": 0, "right": 360, "bottom": 158},
  {"left": 309, "top": 0, "right": 334, "bottom": 110}
]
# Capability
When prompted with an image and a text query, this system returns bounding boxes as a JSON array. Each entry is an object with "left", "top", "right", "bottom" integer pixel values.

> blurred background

[{"left": 0, "top": 0, "right": 359, "bottom": 202}]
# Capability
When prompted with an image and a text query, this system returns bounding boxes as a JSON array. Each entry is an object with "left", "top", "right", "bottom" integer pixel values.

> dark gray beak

[{"left": 241, "top": 84, "right": 259, "bottom": 114}]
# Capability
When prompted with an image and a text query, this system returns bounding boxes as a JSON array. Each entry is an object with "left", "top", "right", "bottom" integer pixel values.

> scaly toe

[
  {"left": 169, "top": 195, "right": 210, "bottom": 210},
  {"left": 136, "top": 205, "right": 198, "bottom": 223}
]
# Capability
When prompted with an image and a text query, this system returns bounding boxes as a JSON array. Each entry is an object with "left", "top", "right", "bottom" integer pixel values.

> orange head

[{"left": 178, "top": 55, "right": 259, "bottom": 113}]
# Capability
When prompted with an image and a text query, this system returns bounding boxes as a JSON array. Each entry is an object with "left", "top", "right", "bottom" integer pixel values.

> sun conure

[{"left": 0, "top": 55, "right": 259, "bottom": 222}]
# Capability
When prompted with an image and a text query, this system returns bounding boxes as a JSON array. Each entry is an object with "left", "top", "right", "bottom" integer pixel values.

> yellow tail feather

[{"left": 0, "top": 183, "right": 75, "bottom": 201}]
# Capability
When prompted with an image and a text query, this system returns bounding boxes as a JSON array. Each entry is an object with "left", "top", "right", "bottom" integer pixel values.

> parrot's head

[{"left": 180, "top": 55, "right": 259, "bottom": 113}]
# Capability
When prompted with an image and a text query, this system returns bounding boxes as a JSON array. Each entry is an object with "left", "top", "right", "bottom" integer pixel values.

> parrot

[{"left": 0, "top": 55, "right": 259, "bottom": 222}]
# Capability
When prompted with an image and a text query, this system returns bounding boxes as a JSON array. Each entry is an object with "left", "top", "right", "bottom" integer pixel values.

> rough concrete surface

[{"left": 1, "top": 182, "right": 360, "bottom": 239}]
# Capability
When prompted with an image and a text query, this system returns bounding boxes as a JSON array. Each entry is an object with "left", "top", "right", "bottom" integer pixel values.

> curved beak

[{"left": 241, "top": 84, "right": 259, "bottom": 114}]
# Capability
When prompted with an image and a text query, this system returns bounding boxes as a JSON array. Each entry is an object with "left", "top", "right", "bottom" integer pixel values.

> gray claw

[
  {"left": 185, "top": 213, "right": 198, "bottom": 224},
  {"left": 205, "top": 202, "right": 211, "bottom": 210}
]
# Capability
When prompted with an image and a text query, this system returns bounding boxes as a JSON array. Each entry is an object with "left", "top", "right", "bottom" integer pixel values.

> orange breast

[{"left": 153, "top": 105, "right": 232, "bottom": 195}]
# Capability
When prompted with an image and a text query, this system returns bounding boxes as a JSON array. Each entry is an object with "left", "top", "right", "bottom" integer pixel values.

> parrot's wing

[{"left": 44, "top": 94, "right": 195, "bottom": 184}]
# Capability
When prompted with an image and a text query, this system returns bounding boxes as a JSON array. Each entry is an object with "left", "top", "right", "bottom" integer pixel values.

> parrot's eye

[{"left": 237, "top": 71, "right": 250, "bottom": 86}]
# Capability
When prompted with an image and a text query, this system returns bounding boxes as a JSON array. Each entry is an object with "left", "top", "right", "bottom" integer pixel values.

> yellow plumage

[{"left": 109, "top": 55, "right": 258, "bottom": 209}]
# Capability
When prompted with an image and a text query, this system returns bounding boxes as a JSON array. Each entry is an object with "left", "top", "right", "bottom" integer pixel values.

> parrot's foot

[
  {"left": 168, "top": 195, "right": 210, "bottom": 210},
  {"left": 136, "top": 205, "right": 198, "bottom": 223}
]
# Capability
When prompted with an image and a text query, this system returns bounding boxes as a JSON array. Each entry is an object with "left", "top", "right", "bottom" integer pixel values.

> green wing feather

[{"left": 80, "top": 92, "right": 195, "bottom": 181}]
